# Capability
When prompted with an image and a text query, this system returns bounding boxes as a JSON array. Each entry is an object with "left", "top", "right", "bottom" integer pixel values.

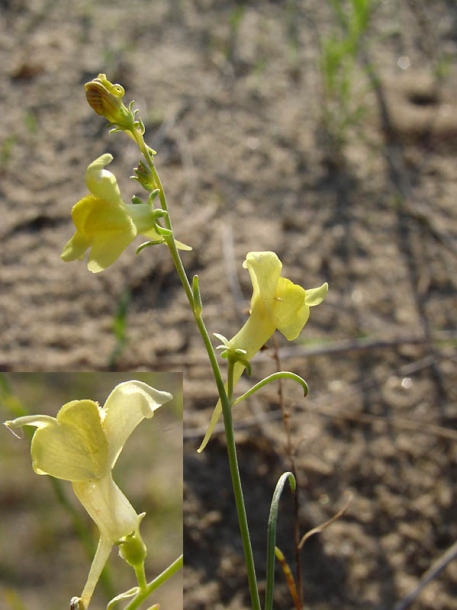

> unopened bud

[
  {"left": 133, "top": 160, "right": 157, "bottom": 191},
  {"left": 85, "top": 73, "right": 135, "bottom": 130}
]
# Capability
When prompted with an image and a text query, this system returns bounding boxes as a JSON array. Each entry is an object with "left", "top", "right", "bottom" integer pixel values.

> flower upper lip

[{"left": 4, "top": 380, "right": 173, "bottom": 486}]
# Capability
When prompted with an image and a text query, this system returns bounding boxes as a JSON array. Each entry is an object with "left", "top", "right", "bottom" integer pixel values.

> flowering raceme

[
  {"left": 198, "top": 251, "right": 328, "bottom": 451},
  {"left": 4, "top": 381, "right": 173, "bottom": 610},
  {"left": 61, "top": 154, "right": 164, "bottom": 273}
]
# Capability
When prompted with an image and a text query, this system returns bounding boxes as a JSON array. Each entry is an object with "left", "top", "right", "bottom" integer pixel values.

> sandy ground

[{"left": 1, "top": 0, "right": 457, "bottom": 609}]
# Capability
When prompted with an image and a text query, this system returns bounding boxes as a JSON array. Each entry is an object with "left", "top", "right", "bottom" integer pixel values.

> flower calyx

[
  {"left": 117, "top": 519, "right": 147, "bottom": 568},
  {"left": 214, "top": 333, "right": 252, "bottom": 376}
]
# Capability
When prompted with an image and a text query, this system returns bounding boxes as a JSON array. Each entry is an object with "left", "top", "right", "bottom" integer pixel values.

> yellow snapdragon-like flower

[
  {"left": 198, "top": 251, "right": 328, "bottom": 451},
  {"left": 61, "top": 154, "right": 163, "bottom": 272},
  {"left": 5, "top": 381, "right": 173, "bottom": 610}
]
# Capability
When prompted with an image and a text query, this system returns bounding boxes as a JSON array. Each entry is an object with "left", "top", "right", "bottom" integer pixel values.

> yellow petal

[
  {"left": 87, "top": 224, "right": 137, "bottom": 272},
  {"left": 61, "top": 228, "right": 92, "bottom": 262},
  {"left": 72, "top": 473, "right": 139, "bottom": 542},
  {"left": 84, "top": 154, "right": 124, "bottom": 206},
  {"left": 62, "top": 194, "right": 137, "bottom": 272},
  {"left": 102, "top": 381, "right": 173, "bottom": 468},
  {"left": 244, "top": 251, "right": 282, "bottom": 317},
  {"left": 30, "top": 400, "right": 108, "bottom": 481},
  {"left": 228, "top": 252, "right": 288, "bottom": 357},
  {"left": 305, "top": 282, "right": 329, "bottom": 307},
  {"left": 273, "top": 277, "right": 310, "bottom": 341}
]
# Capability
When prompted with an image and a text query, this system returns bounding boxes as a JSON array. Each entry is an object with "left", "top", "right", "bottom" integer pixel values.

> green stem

[
  {"left": 134, "top": 561, "right": 147, "bottom": 591},
  {"left": 123, "top": 554, "right": 183, "bottom": 610},
  {"left": 225, "top": 359, "right": 262, "bottom": 610},
  {"left": 131, "top": 130, "right": 173, "bottom": 232},
  {"left": 171, "top": 246, "right": 261, "bottom": 610}
]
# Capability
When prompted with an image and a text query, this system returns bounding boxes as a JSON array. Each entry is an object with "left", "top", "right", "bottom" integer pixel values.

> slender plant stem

[
  {"left": 167, "top": 239, "right": 262, "bottom": 610},
  {"left": 124, "top": 554, "right": 183, "bottom": 610},
  {"left": 134, "top": 562, "right": 147, "bottom": 591},
  {"left": 132, "top": 130, "right": 173, "bottom": 232},
  {"left": 225, "top": 360, "right": 262, "bottom": 610}
]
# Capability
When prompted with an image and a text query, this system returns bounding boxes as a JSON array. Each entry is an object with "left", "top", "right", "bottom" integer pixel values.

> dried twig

[
  {"left": 298, "top": 491, "right": 353, "bottom": 550},
  {"left": 222, "top": 222, "right": 248, "bottom": 324},
  {"left": 393, "top": 539, "right": 457, "bottom": 610}
]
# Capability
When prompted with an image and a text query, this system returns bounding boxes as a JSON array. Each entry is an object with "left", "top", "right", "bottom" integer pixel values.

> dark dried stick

[{"left": 393, "top": 539, "right": 457, "bottom": 610}]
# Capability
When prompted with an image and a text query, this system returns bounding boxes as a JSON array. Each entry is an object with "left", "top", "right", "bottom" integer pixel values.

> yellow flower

[
  {"left": 198, "top": 251, "right": 328, "bottom": 451},
  {"left": 84, "top": 74, "right": 135, "bottom": 130},
  {"left": 5, "top": 381, "right": 173, "bottom": 610},
  {"left": 61, "top": 154, "right": 163, "bottom": 273}
]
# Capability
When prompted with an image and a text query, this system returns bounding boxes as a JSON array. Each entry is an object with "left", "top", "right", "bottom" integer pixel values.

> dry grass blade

[
  {"left": 298, "top": 491, "right": 353, "bottom": 550},
  {"left": 393, "top": 539, "right": 457, "bottom": 610}
]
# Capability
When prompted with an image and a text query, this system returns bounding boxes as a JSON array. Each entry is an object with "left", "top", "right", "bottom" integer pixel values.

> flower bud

[
  {"left": 85, "top": 73, "right": 135, "bottom": 130},
  {"left": 133, "top": 160, "right": 158, "bottom": 191}
]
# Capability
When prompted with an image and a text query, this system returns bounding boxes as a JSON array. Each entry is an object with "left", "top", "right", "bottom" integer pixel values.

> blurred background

[
  {"left": 0, "top": 372, "right": 183, "bottom": 610},
  {"left": 0, "top": 0, "right": 457, "bottom": 608}
]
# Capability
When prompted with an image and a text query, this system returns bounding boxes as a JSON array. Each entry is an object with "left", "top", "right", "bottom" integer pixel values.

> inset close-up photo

[{"left": 0, "top": 373, "right": 183, "bottom": 610}]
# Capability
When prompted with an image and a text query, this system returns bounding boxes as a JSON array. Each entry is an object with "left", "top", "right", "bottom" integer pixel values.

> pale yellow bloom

[
  {"left": 61, "top": 154, "right": 163, "bottom": 272},
  {"left": 5, "top": 381, "right": 172, "bottom": 610},
  {"left": 198, "top": 252, "right": 328, "bottom": 451}
]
